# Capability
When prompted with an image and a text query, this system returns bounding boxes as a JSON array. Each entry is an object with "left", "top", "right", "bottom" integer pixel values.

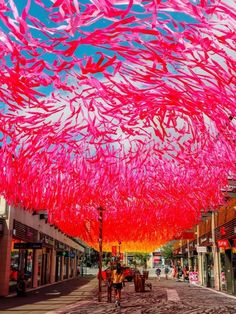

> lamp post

[{"left": 97, "top": 206, "right": 104, "bottom": 302}]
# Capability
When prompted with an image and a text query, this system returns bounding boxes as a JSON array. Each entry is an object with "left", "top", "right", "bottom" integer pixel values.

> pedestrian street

[{"left": 1, "top": 276, "right": 236, "bottom": 314}]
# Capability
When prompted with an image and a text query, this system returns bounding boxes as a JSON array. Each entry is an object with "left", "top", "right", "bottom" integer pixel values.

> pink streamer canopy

[{"left": 0, "top": 0, "right": 235, "bottom": 251}]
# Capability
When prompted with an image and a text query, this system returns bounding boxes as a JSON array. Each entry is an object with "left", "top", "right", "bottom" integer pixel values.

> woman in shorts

[{"left": 111, "top": 263, "right": 125, "bottom": 307}]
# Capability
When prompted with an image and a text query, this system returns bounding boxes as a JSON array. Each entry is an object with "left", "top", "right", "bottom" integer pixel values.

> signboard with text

[
  {"left": 14, "top": 242, "right": 42, "bottom": 249},
  {"left": 197, "top": 246, "right": 207, "bottom": 253}
]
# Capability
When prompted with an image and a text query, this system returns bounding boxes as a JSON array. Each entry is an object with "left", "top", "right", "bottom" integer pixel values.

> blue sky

[{"left": 2, "top": 0, "right": 199, "bottom": 79}]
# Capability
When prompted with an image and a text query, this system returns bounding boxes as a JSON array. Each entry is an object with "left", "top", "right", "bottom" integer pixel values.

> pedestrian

[
  {"left": 16, "top": 274, "right": 26, "bottom": 296},
  {"left": 172, "top": 265, "right": 177, "bottom": 279},
  {"left": 164, "top": 265, "right": 169, "bottom": 280},
  {"left": 183, "top": 265, "right": 189, "bottom": 282},
  {"left": 155, "top": 267, "right": 161, "bottom": 281},
  {"left": 111, "top": 263, "right": 125, "bottom": 307},
  {"left": 176, "top": 265, "right": 183, "bottom": 282}
]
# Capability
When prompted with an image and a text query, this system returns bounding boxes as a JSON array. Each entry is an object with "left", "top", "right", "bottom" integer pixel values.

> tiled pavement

[
  {"left": 59, "top": 279, "right": 236, "bottom": 314},
  {"left": 0, "top": 276, "right": 97, "bottom": 314},
  {"left": 1, "top": 276, "right": 236, "bottom": 314}
]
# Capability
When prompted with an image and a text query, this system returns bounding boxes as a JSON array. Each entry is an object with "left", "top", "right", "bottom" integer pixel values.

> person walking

[
  {"left": 164, "top": 265, "right": 169, "bottom": 280},
  {"left": 183, "top": 265, "right": 189, "bottom": 283},
  {"left": 155, "top": 267, "right": 161, "bottom": 281},
  {"left": 111, "top": 263, "right": 125, "bottom": 307}
]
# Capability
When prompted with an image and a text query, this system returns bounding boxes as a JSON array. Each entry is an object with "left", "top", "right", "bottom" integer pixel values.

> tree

[
  {"left": 133, "top": 253, "right": 151, "bottom": 269},
  {"left": 160, "top": 243, "right": 174, "bottom": 264}
]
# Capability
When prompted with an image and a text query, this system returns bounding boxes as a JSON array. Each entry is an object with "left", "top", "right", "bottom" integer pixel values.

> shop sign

[
  {"left": 197, "top": 246, "right": 207, "bottom": 253},
  {"left": 189, "top": 272, "right": 199, "bottom": 284},
  {"left": 217, "top": 239, "right": 230, "bottom": 249},
  {"left": 153, "top": 252, "right": 161, "bottom": 256},
  {"left": 120, "top": 253, "right": 124, "bottom": 261},
  {"left": 14, "top": 242, "right": 42, "bottom": 249},
  {"left": 200, "top": 237, "right": 208, "bottom": 244}
]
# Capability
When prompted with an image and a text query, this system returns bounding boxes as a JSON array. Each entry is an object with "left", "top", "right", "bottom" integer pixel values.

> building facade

[
  {"left": 172, "top": 198, "right": 236, "bottom": 295},
  {"left": 0, "top": 197, "right": 85, "bottom": 296}
]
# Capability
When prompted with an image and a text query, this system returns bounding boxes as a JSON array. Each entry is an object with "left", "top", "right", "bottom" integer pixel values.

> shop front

[
  {"left": 63, "top": 248, "right": 70, "bottom": 280},
  {"left": 189, "top": 240, "right": 198, "bottom": 271},
  {"left": 181, "top": 244, "right": 188, "bottom": 266},
  {"left": 55, "top": 241, "right": 65, "bottom": 281},
  {"left": 216, "top": 218, "right": 236, "bottom": 295},
  {"left": 199, "top": 232, "right": 214, "bottom": 288},
  {"left": 38, "top": 233, "right": 54, "bottom": 286},
  {"left": 9, "top": 220, "right": 39, "bottom": 293}
]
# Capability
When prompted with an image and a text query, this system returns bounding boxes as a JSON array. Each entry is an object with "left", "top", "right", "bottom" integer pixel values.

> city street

[
  {"left": 1, "top": 275, "right": 236, "bottom": 314},
  {"left": 0, "top": 1, "right": 235, "bottom": 313}
]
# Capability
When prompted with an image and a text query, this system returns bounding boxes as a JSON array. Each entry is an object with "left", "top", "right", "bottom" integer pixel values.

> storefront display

[{"left": 216, "top": 218, "right": 236, "bottom": 294}]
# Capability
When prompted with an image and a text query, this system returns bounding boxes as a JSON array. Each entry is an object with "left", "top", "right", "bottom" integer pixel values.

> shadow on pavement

[{"left": 0, "top": 275, "right": 96, "bottom": 312}]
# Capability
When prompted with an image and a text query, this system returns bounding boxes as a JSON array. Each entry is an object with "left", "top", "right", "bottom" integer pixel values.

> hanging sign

[
  {"left": 120, "top": 253, "right": 124, "bottom": 261},
  {"left": 197, "top": 246, "right": 207, "bottom": 253},
  {"left": 217, "top": 239, "right": 230, "bottom": 249}
]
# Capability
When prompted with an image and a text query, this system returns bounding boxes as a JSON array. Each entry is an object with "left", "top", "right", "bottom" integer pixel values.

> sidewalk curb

[{"left": 190, "top": 284, "right": 236, "bottom": 300}]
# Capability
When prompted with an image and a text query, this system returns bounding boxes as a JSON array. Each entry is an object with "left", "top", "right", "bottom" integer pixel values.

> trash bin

[
  {"left": 134, "top": 273, "right": 145, "bottom": 292},
  {"left": 140, "top": 275, "right": 145, "bottom": 292}
]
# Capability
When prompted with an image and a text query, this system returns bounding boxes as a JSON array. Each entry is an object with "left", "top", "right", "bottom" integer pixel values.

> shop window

[
  {"left": 232, "top": 253, "right": 236, "bottom": 295},
  {"left": 220, "top": 253, "right": 227, "bottom": 291}
]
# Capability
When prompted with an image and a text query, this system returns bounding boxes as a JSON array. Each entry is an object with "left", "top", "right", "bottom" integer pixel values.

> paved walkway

[
  {"left": 1, "top": 276, "right": 236, "bottom": 314},
  {"left": 0, "top": 276, "right": 97, "bottom": 314},
  {"left": 59, "top": 279, "right": 236, "bottom": 314}
]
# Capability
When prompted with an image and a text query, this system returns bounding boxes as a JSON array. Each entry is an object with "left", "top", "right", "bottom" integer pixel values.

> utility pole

[{"left": 97, "top": 206, "right": 104, "bottom": 302}]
